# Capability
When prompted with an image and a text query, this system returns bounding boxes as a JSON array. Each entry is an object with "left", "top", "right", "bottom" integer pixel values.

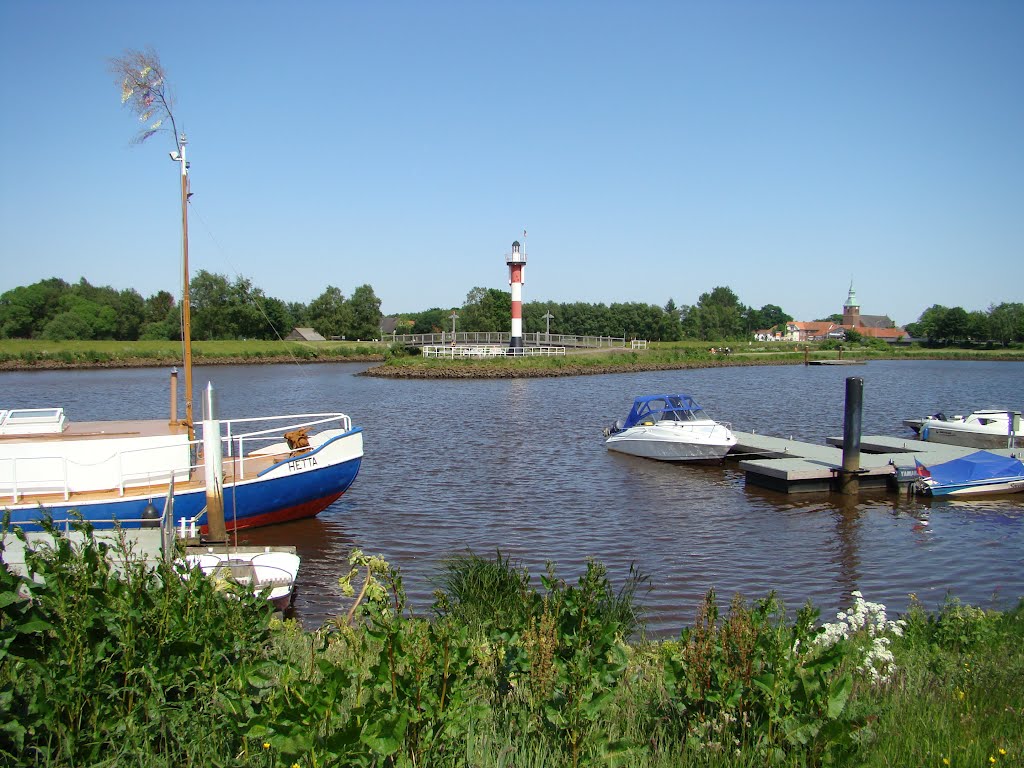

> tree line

[
  {"left": 5, "top": 274, "right": 1020, "bottom": 345},
  {"left": 0, "top": 273, "right": 383, "bottom": 342},
  {"left": 0, "top": 278, "right": 793, "bottom": 343},
  {"left": 904, "top": 303, "right": 1024, "bottom": 345},
  {"left": 400, "top": 286, "right": 794, "bottom": 342}
]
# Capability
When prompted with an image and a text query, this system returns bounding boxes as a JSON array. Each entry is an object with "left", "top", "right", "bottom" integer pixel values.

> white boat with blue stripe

[{"left": 604, "top": 394, "right": 737, "bottom": 462}]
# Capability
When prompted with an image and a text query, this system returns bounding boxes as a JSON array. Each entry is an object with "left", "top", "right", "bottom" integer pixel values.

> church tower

[{"left": 842, "top": 282, "right": 860, "bottom": 327}]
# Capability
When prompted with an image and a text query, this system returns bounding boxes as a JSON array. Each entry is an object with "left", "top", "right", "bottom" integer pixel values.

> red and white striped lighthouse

[{"left": 506, "top": 237, "right": 527, "bottom": 349}]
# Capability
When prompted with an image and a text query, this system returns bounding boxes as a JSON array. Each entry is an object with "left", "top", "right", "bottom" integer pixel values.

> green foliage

[
  {"left": 0, "top": 517, "right": 277, "bottom": 766},
  {"left": 3, "top": 529, "right": 1021, "bottom": 768},
  {"left": 662, "top": 591, "right": 858, "bottom": 765}
]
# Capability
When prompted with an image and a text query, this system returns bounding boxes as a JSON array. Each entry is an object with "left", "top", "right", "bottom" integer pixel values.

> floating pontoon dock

[{"left": 729, "top": 431, "right": 1019, "bottom": 493}]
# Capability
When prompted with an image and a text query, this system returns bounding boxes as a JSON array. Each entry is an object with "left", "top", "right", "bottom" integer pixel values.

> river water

[{"left": 3, "top": 359, "right": 1022, "bottom": 636}]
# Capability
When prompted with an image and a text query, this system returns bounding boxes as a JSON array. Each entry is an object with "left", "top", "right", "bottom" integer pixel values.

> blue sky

[{"left": 1, "top": 1, "right": 1021, "bottom": 326}]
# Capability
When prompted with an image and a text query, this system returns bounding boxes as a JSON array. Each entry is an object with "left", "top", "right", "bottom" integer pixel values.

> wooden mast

[{"left": 175, "top": 134, "right": 194, "bottom": 440}]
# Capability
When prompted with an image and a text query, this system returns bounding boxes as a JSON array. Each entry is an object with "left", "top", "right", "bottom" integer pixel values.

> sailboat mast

[{"left": 176, "top": 134, "right": 194, "bottom": 440}]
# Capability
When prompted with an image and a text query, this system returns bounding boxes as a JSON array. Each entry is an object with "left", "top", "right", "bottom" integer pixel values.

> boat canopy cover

[
  {"left": 621, "top": 394, "right": 708, "bottom": 429},
  {"left": 918, "top": 450, "right": 1024, "bottom": 486}
]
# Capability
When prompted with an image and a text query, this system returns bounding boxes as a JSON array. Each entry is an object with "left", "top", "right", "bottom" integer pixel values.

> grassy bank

[
  {"left": 366, "top": 341, "right": 1024, "bottom": 378},
  {"left": 0, "top": 339, "right": 387, "bottom": 369},
  {"left": 2, "top": 524, "right": 1021, "bottom": 767},
  {"left": 1, "top": 339, "right": 1022, "bottom": 375}
]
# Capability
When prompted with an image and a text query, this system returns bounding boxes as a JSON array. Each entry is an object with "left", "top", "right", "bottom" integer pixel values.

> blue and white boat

[
  {"left": 0, "top": 405, "right": 363, "bottom": 532},
  {"left": 604, "top": 394, "right": 736, "bottom": 462},
  {"left": 1, "top": 132, "right": 362, "bottom": 534},
  {"left": 914, "top": 450, "right": 1024, "bottom": 497}
]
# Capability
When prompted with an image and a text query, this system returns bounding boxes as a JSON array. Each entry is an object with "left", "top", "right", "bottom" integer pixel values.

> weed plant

[{"left": 1, "top": 525, "right": 1021, "bottom": 767}]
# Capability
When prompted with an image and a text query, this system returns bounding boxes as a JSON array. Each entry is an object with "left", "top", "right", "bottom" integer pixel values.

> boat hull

[
  {"left": 919, "top": 476, "right": 1024, "bottom": 497},
  {"left": 4, "top": 429, "right": 363, "bottom": 532},
  {"left": 919, "top": 424, "right": 1023, "bottom": 450},
  {"left": 605, "top": 425, "right": 735, "bottom": 462}
]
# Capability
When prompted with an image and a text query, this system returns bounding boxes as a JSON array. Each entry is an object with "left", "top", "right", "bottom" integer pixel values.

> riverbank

[
  {"left": 2, "top": 339, "right": 1022, "bottom": 375},
  {"left": 0, "top": 339, "right": 385, "bottom": 371}
]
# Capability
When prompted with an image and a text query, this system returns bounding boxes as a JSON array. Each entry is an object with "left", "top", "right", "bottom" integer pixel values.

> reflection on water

[{"left": 2, "top": 360, "right": 1022, "bottom": 636}]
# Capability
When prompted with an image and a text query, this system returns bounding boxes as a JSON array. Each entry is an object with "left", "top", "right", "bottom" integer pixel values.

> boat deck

[{"left": 0, "top": 419, "right": 190, "bottom": 442}]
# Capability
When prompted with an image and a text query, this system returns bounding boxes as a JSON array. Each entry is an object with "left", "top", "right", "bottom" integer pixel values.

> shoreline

[
  {"left": 357, "top": 356, "right": 805, "bottom": 378},
  {"left": 0, "top": 354, "right": 385, "bottom": 372},
  {"left": 2, "top": 350, "right": 1021, "bottom": 377}
]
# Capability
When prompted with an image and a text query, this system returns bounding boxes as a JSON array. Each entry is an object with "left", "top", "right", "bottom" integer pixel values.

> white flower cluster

[{"left": 818, "top": 591, "right": 906, "bottom": 683}]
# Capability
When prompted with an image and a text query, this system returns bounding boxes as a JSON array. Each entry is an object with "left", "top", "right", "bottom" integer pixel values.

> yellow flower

[
  {"left": 942, "top": 758, "right": 949, "bottom": 766},
  {"left": 999, "top": 749, "right": 1007, "bottom": 756},
  {"left": 262, "top": 741, "right": 270, "bottom": 749},
  {"left": 989, "top": 757, "right": 996, "bottom": 764}
]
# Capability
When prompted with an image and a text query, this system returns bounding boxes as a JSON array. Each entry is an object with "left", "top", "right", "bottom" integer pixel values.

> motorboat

[
  {"left": 604, "top": 394, "right": 737, "bottom": 462},
  {"left": 903, "top": 409, "right": 1022, "bottom": 449},
  {"left": 913, "top": 450, "right": 1024, "bottom": 497},
  {"left": 183, "top": 547, "right": 301, "bottom": 612}
]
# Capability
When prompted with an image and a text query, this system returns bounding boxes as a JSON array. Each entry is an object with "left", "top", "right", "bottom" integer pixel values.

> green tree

[
  {"left": 913, "top": 305, "right": 948, "bottom": 342},
  {"left": 347, "top": 284, "right": 383, "bottom": 340},
  {"left": 407, "top": 308, "right": 448, "bottom": 334},
  {"left": 189, "top": 270, "right": 232, "bottom": 340},
  {"left": 460, "top": 287, "right": 511, "bottom": 333},
  {"left": 658, "top": 298, "right": 684, "bottom": 341},
  {"left": 690, "top": 286, "right": 745, "bottom": 341},
  {"left": 966, "top": 311, "right": 991, "bottom": 342},
  {"left": 0, "top": 278, "right": 70, "bottom": 338},
  {"left": 307, "top": 285, "right": 351, "bottom": 339},
  {"left": 988, "top": 302, "right": 1024, "bottom": 345},
  {"left": 936, "top": 306, "right": 969, "bottom": 343},
  {"left": 41, "top": 311, "right": 93, "bottom": 340}
]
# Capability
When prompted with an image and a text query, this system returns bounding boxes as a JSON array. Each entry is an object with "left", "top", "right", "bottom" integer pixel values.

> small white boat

[
  {"left": 914, "top": 451, "right": 1024, "bottom": 497},
  {"left": 604, "top": 394, "right": 737, "bottom": 462},
  {"left": 904, "top": 409, "right": 1022, "bottom": 449},
  {"left": 183, "top": 547, "right": 301, "bottom": 612}
]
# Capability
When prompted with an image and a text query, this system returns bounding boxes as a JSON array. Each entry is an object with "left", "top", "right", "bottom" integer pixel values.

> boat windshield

[{"left": 622, "top": 395, "right": 709, "bottom": 428}]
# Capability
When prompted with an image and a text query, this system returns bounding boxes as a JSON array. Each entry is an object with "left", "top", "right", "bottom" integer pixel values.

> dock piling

[{"left": 839, "top": 376, "right": 864, "bottom": 495}]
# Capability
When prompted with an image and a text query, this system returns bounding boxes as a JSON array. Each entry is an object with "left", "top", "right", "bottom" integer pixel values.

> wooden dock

[{"left": 728, "top": 431, "right": 1012, "bottom": 494}]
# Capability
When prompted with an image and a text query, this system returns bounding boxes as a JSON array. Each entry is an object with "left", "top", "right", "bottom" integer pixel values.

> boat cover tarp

[
  {"left": 622, "top": 394, "right": 705, "bottom": 429},
  {"left": 917, "top": 450, "right": 1024, "bottom": 486}
]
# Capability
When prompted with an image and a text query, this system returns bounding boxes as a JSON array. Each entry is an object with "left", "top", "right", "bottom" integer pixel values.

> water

[{"left": 3, "top": 359, "right": 1022, "bottom": 636}]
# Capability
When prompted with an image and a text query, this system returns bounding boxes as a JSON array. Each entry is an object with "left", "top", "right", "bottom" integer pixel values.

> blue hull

[{"left": 4, "top": 431, "right": 362, "bottom": 532}]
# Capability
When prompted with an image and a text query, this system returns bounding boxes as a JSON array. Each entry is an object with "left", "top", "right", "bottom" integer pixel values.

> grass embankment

[
  {"left": 366, "top": 341, "right": 1024, "bottom": 378},
  {"left": 0, "top": 339, "right": 387, "bottom": 370},
  {"left": 2, "top": 526, "right": 1021, "bottom": 767},
  {"left": 1, "top": 339, "right": 1022, "bottom": 376}
]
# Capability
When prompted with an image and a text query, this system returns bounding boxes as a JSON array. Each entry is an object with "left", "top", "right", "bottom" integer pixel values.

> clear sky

[{"left": 1, "top": 1, "right": 1021, "bottom": 326}]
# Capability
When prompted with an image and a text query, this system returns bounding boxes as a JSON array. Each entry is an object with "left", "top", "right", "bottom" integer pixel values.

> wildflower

[
  {"left": 263, "top": 742, "right": 270, "bottom": 749},
  {"left": 942, "top": 758, "right": 949, "bottom": 766},
  {"left": 989, "top": 757, "right": 995, "bottom": 764},
  {"left": 999, "top": 749, "right": 1007, "bottom": 756}
]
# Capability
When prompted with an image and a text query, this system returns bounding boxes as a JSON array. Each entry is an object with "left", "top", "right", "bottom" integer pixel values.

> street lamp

[{"left": 542, "top": 311, "right": 554, "bottom": 342}]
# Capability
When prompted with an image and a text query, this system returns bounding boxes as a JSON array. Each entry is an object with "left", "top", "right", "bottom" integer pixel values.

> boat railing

[
  {"left": 1, "top": 413, "right": 351, "bottom": 503},
  {"left": 218, "top": 412, "right": 350, "bottom": 480},
  {"left": 0, "top": 455, "right": 70, "bottom": 503}
]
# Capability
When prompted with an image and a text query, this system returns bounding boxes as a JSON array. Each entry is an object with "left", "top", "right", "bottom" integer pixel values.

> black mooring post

[{"left": 840, "top": 376, "right": 864, "bottom": 495}]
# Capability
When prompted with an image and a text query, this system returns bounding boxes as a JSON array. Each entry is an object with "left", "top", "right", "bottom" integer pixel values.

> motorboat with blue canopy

[
  {"left": 914, "top": 450, "right": 1024, "bottom": 497},
  {"left": 604, "top": 394, "right": 736, "bottom": 462}
]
